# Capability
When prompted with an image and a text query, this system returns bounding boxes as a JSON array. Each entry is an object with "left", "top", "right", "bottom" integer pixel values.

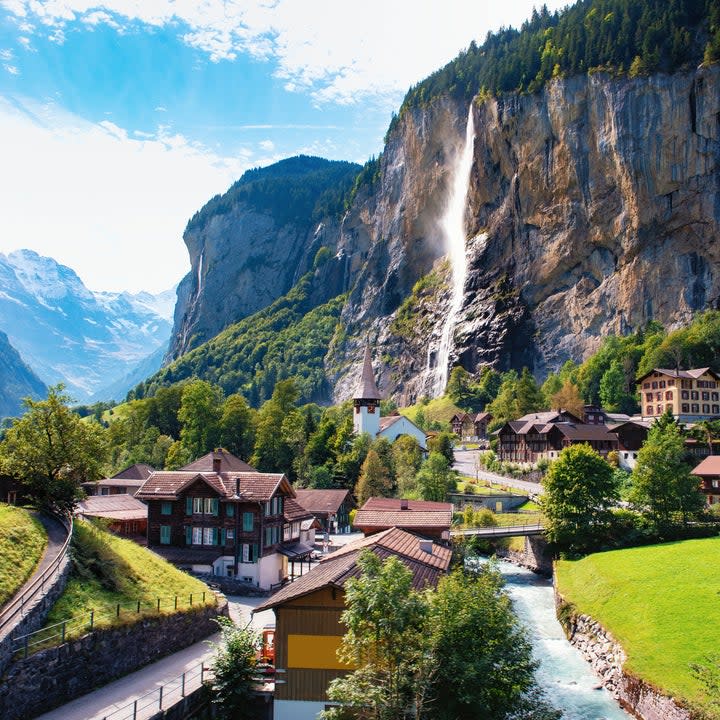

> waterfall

[{"left": 432, "top": 105, "right": 475, "bottom": 397}]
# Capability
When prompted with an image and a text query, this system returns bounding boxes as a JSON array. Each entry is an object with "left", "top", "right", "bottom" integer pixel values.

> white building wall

[
  {"left": 354, "top": 404, "right": 380, "bottom": 437},
  {"left": 378, "top": 416, "right": 426, "bottom": 448},
  {"left": 258, "top": 552, "right": 284, "bottom": 589},
  {"left": 274, "top": 700, "right": 326, "bottom": 720}
]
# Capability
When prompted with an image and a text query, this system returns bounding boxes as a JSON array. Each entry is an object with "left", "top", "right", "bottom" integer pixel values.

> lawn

[
  {"left": 556, "top": 537, "right": 720, "bottom": 717},
  {"left": 399, "top": 396, "right": 462, "bottom": 427},
  {"left": 0, "top": 504, "right": 47, "bottom": 607},
  {"left": 40, "top": 520, "right": 213, "bottom": 645}
]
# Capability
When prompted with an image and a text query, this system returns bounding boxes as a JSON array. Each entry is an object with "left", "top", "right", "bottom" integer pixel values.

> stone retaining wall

[
  {"left": 0, "top": 596, "right": 228, "bottom": 720},
  {"left": 494, "top": 535, "right": 552, "bottom": 575},
  {"left": 557, "top": 597, "right": 692, "bottom": 720},
  {"left": 0, "top": 550, "right": 71, "bottom": 677}
]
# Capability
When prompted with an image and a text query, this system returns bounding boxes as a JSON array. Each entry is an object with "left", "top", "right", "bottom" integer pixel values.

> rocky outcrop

[
  {"left": 0, "top": 330, "right": 46, "bottom": 418},
  {"left": 167, "top": 66, "right": 720, "bottom": 404}
]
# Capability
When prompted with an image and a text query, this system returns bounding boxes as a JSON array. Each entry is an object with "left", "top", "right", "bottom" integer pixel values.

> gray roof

[{"left": 354, "top": 347, "right": 382, "bottom": 400}]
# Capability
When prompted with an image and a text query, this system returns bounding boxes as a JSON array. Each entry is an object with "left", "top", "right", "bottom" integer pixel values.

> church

[{"left": 352, "top": 347, "right": 427, "bottom": 449}]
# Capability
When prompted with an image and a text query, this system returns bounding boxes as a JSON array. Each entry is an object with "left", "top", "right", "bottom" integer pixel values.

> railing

[
  {"left": 99, "top": 661, "right": 212, "bottom": 720},
  {"left": 12, "top": 591, "right": 215, "bottom": 658},
  {"left": 0, "top": 511, "right": 73, "bottom": 638},
  {"left": 451, "top": 522, "right": 545, "bottom": 538}
]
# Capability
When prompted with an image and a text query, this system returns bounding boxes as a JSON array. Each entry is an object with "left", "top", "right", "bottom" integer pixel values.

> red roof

[
  {"left": 354, "top": 497, "right": 453, "bottom": 531},
  {"left": 254, "top": 528, "right": 451, "bottom": 612},
  {"left": 136, "top": 471, "right": 293, "bottom": 502},
  {"left": 692, "top": 455, "right": 720, "bottom": 477},
  {"left": 180, "top": 449, "right": 256, "bottom": 473},
  {"left": 294, "top": 489, "right": 352, "bottom": 515},
  {"left": 284, "top": 497, "right": 314, "bottom": 521},
  {"left": 111, "top": 463, "right": 155, "bottom": 480}
]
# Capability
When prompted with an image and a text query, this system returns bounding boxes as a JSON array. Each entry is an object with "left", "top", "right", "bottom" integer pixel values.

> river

[{"left": 472, "top": 557, "right": 633, "bottom": 720}]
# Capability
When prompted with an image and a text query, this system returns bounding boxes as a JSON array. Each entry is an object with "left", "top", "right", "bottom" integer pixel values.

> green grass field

[
  {"left": 41, "top": 520, "right": 213, "bottom": 645},
  {"left": 0, "top": 504, "right": 47, "bottom": 607},
  {"left": 399, "top": 396, "right": 461, "bottom": 427},
  {"left": 556, "top": 538, "right": 720, "bottom": 717}
]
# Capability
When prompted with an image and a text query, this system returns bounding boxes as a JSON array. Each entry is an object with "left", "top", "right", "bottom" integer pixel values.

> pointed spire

[{"left": 354, "top": 347, "right": 382, "bottom": 400}]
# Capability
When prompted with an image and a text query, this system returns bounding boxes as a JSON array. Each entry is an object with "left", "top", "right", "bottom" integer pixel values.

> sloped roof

[
  {"left": 284, "top": 497, "right": 314, "bottom": 522},
  {"left": 294, "top": 488, "right": 352, "bottom": 515},
  {"left": 549, "top": 423, "right": 619, "bottom": 441},
  {"left": 254, "top": 528, "right": 451, "bottom": 612},
  {"left": 353, "top": 347, "right": 382, "bottom": 400},
  {"left": 76, "top": 494, "right": 147, "bottom": 521},
  {"left": 692, "top": 455, "right": 720, "bottom": 476},
  {"left": 111, "top": 463, "right": 155, "bottom": 481},
  {"left": 637, "top": 367, "right": 719, "bottom": 382},
  {"left": 474, "top": 412, "right": 492, "bottom": 421},
  {"left": 136, "top": 471, "right": 293, "bottom": 502},
  {"left": 181, "top": 449, "right": 256, "bottom": 473},
  {"left": 353, "top": 497, "right": 453, "bottom": 531}
]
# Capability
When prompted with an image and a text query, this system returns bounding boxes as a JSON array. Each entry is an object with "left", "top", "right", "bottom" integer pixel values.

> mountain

[
  {"left": 0, "top": 250, "right": 174, "bottom": 402},
  {"left": 0, "top": 330, "right": 46, "bottom": 418},
  {"left": 158, "top": 0, "right": 720, "bottom": 406}
]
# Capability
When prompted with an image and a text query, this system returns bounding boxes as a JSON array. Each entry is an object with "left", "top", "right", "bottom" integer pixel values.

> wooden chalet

[
  {"left": 135, "top": 449, "right": 311, "bottom": 589},
  {"left": 352, "top": 497, "right": 453, "bottom": 539},
  {"left": 254, "top": 527, "right": 452, "bottom": 720},
  {"left": 450, "top": 412, "right": 493, "bottom": 440},
  {"left": 691, "top": 456, "right": 720, "bottom": 507},
  {"left": 294, "top": 489, "right": 354, "bottom": 534},
  {"left": 82, "top": 463, "right": 154, "bottom": 497},
  {"left": 76, "top": 494, "right": 148, "bottom": 539}
]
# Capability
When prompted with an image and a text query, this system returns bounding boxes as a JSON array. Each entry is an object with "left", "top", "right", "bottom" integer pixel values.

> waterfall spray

[{"left": 432, "top": 105, "right": 475, "bottom": 397}]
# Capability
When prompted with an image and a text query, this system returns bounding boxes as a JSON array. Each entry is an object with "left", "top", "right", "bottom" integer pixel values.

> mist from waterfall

[{"left": 432, "top": 105, "right": 475, "bottom": 397}]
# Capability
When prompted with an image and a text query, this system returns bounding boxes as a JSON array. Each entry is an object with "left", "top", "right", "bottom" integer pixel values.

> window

[
  {"left": 668, "top": 378, "right": 676, "bottom": 386},
  {"left": 204, "top": 498, "right": 218, "bottom": 515},
  {"left": 691, "top": 391, "right": 699, "bottom": 400},
  {"left": 657, "top": 405, "right": 663, "bottom": 415},
  {"left": 243, "top": 512, "right": 254, "bottom": 532},
  {"left": 713, "top": 393, "right": 719, "bottom": 402},
  {"left": 652, "top": 382, "right": 658, "bottom": 389},
  {"left": 682, "top": 390, "right": 689, "bottom": 400},
  {"left": 660, "top": 381, "right": 666, "bottom": 388},
  {"left": 192, "top": 527, "right": 203, "bottom": 545},
  {"left": 227, "top": 529, "right": 235, "bottom": 541},
  {"left": 101, "top": 487, "right": 110, "bottom": 496},
  {"left": 160, "top": 525, "right": 171, "bottom": 544},
  {"left": 665, "top": 391, "right": 673, "bottom": 401},
  {"left": 682, "top": 404, "right": 690, "bottom": 413},
  {"left": 692, "top": 404, "right": 700, "bottom": 413},
  {"left": 241, "top": 543, "right": 258, "bottom": 563},
  {"left": 703, "top": 392, "right": 710, "bottom": 401},
  {"left": 713, "top": 480, "right": 719, "bottom": 489},
  {"left": 161, "top": 501, "right": 172, "bottom": 515},
  {"left": 203, "top": 527, "right": 216, "bottom": 545},
  {"left": 655, "top": 392, "right": 661, "bottom": 401},
  {"left": 646, "top": 393, "right": 654, "bottom": 402},
  {"left": 193, "top": 497, "right": 204, "bottom": 514},
  {"left": 703, "top": 404, "right": 710, "bottom": 414},
  {"left": 646, "top": 406, "right": 654, "bottom": 416},
  {"left": 713, "top": 405, "right": 719, "bottom": 415},
  {"left": 643, "top": 382, "right": 650, "bottom": 389}
]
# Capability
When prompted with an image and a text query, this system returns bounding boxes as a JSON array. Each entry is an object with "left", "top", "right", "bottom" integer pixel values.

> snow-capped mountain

[{"left": 0, "top": 250, "right": 175, "bottom": 402}]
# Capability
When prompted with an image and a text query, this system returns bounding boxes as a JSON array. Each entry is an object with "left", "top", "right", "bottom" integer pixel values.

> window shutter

[
  {"left": 212, "top": 527, "right": 219, "bottom": 545},
  {"left": 185, "top": 526, "right": 192, "bottom": 545},
  {"left": 220, "top": 528, "right": 226, "bottom": 546},
  {"left": 186, "top": 497, "right": 193, "bottom": 515},
  {"left": 252, "top": 543, "right": 258, "bottom": 563},
  {"left": 211, "top": 498, "right": 219, "bottom": 516},
  {"left": 226, "top": 503, "right": 234, "bottom": 518}
]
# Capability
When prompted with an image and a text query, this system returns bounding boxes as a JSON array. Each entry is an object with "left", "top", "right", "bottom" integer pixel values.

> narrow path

[
  {"left": 34, "top": 596, "right": 275, "bottom": 720},
  {"left": 0, "top": 512, "right": 69, "bottom": 636},
  {"left": 453, "top": 449, "right": 542, "bottom": 496}
]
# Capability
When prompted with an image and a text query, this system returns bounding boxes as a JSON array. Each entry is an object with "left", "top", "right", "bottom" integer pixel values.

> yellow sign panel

[{"left": 287, "top": 634, "right": 351, "bottom": 670}]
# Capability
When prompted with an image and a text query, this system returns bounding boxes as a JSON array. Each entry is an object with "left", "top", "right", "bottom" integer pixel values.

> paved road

[
  {"left": 35, "top": 596, "right": 275, "bottom": 720},
  {"left": 453, "top": 449, "right": 542, "bottom": 496}
]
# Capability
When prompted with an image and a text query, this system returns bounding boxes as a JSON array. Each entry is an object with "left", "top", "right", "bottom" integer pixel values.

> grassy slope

[
  {"left": 556, "top": 538, "right": 720, "bottom": 713},
  {"left": 0, "top": 504, "right": 47, "bottom": 607},
  {"left": 45, "top": 521, "right": 213, "bottom": 640},
  {"left": 399, "top": 396, "right": 462, "bottom": 427}
]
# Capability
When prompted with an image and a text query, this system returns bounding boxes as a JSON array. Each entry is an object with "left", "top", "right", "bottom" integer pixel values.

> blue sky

[{"left": 0, "top": 0, "right": 568, "bottom": 294}]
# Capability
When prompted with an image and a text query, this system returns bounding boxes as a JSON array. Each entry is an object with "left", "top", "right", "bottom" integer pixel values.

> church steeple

[{"left": 353, "top": 347, "right": 382, "bottom": 436}]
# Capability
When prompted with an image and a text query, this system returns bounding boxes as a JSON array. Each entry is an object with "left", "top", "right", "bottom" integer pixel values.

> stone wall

[
  {"left": 495, "top": 535, "right": 552, "bottom": 575},
  {"left": 0, "top": 597, "right": 228, "bottom": 720},
  {"left": 0, "top": 550, "right": 71, "bottom": 677},
  {"left": 557, "top": 599, "right": 693, "bottom": 720},
  {"left": 191, "top": 572, "right": 271, "bottom": 597}
]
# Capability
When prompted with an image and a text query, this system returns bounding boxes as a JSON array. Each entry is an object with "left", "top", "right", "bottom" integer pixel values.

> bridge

[{"left": 450, "top": 522, "right": 545, "bottom": 539}]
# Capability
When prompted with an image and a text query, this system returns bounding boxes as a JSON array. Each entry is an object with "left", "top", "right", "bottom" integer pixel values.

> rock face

[
  {"left": 168, "top": 66, "right": 720, "bottom": 404},
  {"left": 0, "top": 330, "right": 46, "bottom": 418}
]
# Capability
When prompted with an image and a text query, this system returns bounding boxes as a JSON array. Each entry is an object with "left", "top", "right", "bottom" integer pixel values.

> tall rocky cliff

[{"left": 168, "top": 65, "right": 720, "bottom": 405}]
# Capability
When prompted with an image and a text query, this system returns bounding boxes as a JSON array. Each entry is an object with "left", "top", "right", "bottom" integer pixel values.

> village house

[
  {"left": 450, "top": 411, "right": 493, "bottom": 440},
  {"left": 637, "top": 367, "right": 720, "bottom": 422},
  {"left": 352, "top": 497, "right": 453, "bottom": 539},
  {"left": 353, "top": 347, "right": 426, "bottom": 449},
  {"left": 135, "top": 449, "right": 307, "bottom": 589},
  {"left": 293, "top": 488, "right": 354, "bottom": 534},
  {"left": 75, "top": 494, "right": 148, "bottom": 540},
  {"left": 82, "top": 463, "right": 154, "bottom": 497},
  {"left": 254, "top": 527, "right": 452, "bottom": 720},
  {"left": 690, "top": 456, "right": 720, "bottom": 506}
]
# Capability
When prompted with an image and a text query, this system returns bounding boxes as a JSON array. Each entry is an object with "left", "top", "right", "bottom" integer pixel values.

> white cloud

[
  {"left": 0, "top": 95, "right": 251, "bottom": 292},
  {"left": 3, "top": 0, "right": 571, "bottom": 107},
  {"left": 4, "top": 64, "right": 19, "bottom": 74},
  {"left": 259, "top": 139, "right": 274, "bottom": 152}
]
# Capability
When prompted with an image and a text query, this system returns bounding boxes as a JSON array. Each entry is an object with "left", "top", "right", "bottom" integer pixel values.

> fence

[
  {"left": 12, "top": 590, "right": 215, "bottom": 658},
  {"left": 0, "top": 512, "right": 73, "bottom": 639},
  {"left": 99, "top": 662, "right": 212, "bottom": 720}
]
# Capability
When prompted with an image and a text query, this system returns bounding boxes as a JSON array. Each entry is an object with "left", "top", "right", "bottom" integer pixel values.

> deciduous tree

[
  {"left": 416, "top": 452, "right": 457, "bottom": 502},
  {"left": 355, "top": 450, "right": 393, "bottom": 506}
]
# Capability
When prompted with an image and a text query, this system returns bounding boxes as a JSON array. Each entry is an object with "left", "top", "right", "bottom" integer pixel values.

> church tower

[{"left": 353, "top": 347, "right": 382, "bottom": 437}]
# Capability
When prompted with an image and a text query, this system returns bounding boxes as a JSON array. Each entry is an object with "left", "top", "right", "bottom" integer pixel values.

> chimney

[
  {"left": 213, "top": 456, "right": 222, "bottom": 473},
  {"left": 400, "top": 499, "right": 409, "bottom": 510},
  {"left": 235, "top": 478, "right": 240, "bottom": 496},
  {"left": 419, "top": 539, "right": 433, "bottom": 554}
]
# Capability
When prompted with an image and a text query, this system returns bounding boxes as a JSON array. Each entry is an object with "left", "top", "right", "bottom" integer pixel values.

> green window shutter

[
  {"left": 212, "top": 527, "right": 219, "bottom": 545},
  {"left": 185, "top": 526, "right": 192, "bottom": 545},
  {"left": 211, "top": 498, "right": 219, "bottom": 516},
  {"left": 265, "top": 527, "right": 271, "bottom": 546},
  {"left": 220, "top": 528, "right": 226, "bottom": 545},
  {"left": 160, "top": 525, "right": 171, "bottom": 544},
  {"left": 226, "top": 503, "right": 234, "bottom": 518},
  {"left": 161, "top": 501, "right": 172, "bottom": 515},
  {"left": 252, "top": 543, "right": 258, "bottom": 563},
  {"left": 243, "top": 512, "right": 253, "bottom": 532},
  {"left": 185, "top": 497, "right": 193, "bottom": 515}
]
